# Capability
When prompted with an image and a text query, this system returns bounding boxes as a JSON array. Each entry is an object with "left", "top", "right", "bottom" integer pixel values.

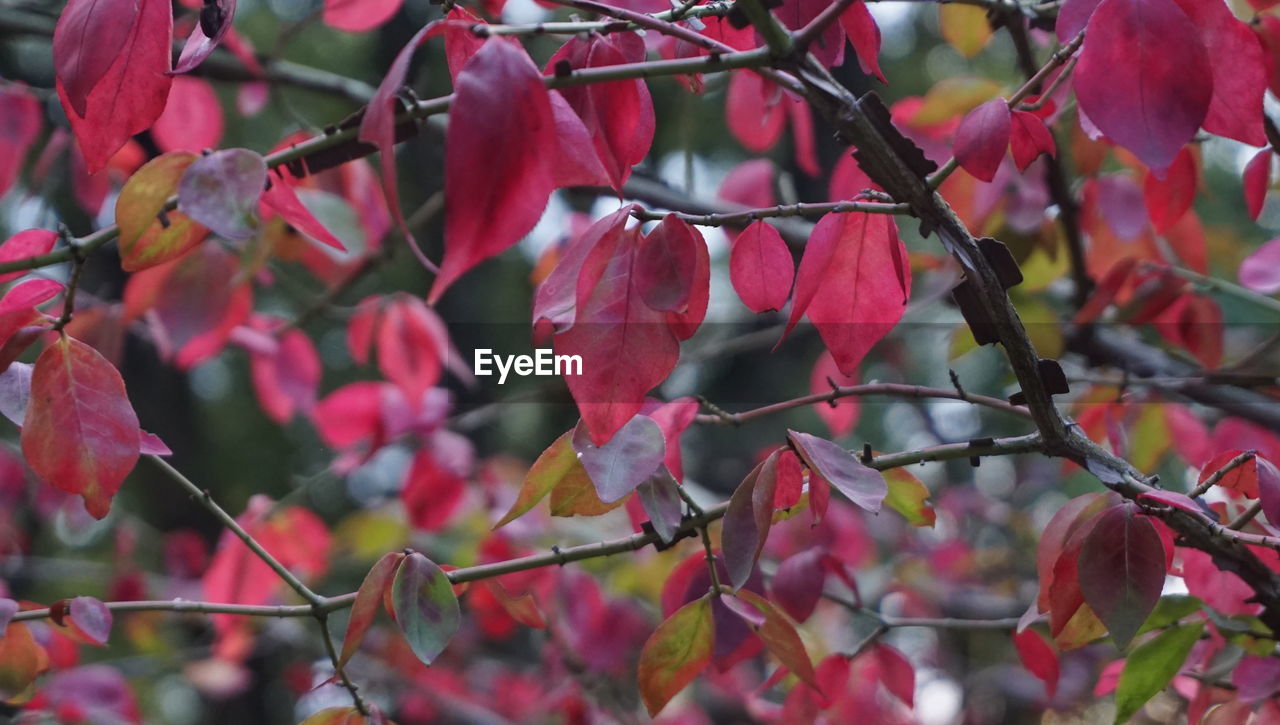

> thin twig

[
  {"left": 1190, "top": 450, "right": 1256, "bottom": 498},
  {"left": 694, "top": 382, "right": 1033, "bottom": 426}
]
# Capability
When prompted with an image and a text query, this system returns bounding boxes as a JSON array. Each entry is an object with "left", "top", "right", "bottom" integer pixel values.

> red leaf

[
  {"left": 1244, "top": 148, "right": 1272, "bottom": 222},
  {"left": 261, "top": 169, "right": 347, "bottom": 251},
  {"left": 173, "top": 0, "right": 237, "bottom": 74},
  {"left": 1239, "top": 238, "right": 1280, "bottom": 295},
  {"left": 533, "top": 207, "right": 633, "bottom": 332},
  {"left": 1010, "top": 110, "right": 1056, "bottom": 172},
  {"left": 1171, "top": 0, "right": 1267, "bottom": 146},
  {"left": 1056, "top": 0, "right": 1101, "bottom": 41},
  {"left": 776, "top": 0, "right": 844, "bottom": 67},
  {"left": 782, "top": 212, "right": 910, "bottom": 376},
  {"left": 555, "top": 225, "right": 680, "bottom": 445},
  {"left": 1073, "top": 0, "right": 1211, "bottom": 173},
  {"left": 52, "top": 0, "right": 139, "bottom": 116},
  {"left": 547, "top": 91, "right": 612, "bottom": 188},
  {"left": 0, "top": 230, "right": 57, "bottom": 284},
  {"left": 787, "top": 430, "right": 885, "bottom": 512},
  {"left": 375, "top": 295, "right": 450, "bottom": 406},
  {"left": 636, "top": 215, "right": 698, "bottom": 312},
  {"left": 429, "top": 39, "right": 557, "bottom": 303},
  {"left": 152, "top": 77, "right": 224, "bottom": 153},
  {"left": 0, "top": 85, "right": 42, "bottom": 197},
  {"left": 729, "top": 221, "right": 793, "bottom": 313},
  {"left": 357, "top": 21, "right": 447, "bottom": 249},
  {"left": 786, "top": 100, "right": 820, "bottom": 177},
  {"left": 1078, "top": 504, "right": 1166, "bottom": 648},
  {"left": 811, "top": 349, "right": 859, "bottom": 437},
  {"left": 56, "top": 0, "right": 172, "bottom": 174},
  {"left": 323, "top": 0, "right": 404, "bottom": 32},
  {"left": 1142, "top": 147, "right": 1196, "bottom": 233},
  {"left": 20, "top": 336, "right": 140, "bottom": 519},
  {"left": 545, "top": 35, "right": 654, "bottom": 190},
  {"left": 1198, "top": 449, "right": 1259, "bottom": 498},
  {"left": 873, "top": 642, "right": 915, "bottom": 706},
  {"left": 727, "top": 72, "right": 787, "bottom": 153},
  {"left": 840, "top": 1, "right": 885, "bottom": 83},
  {"left": 954, "top": 98, "right": 1011, "bottom": 182},
  {"left": 718, "top": 159, "right": 775, "bottom": 210},
  {"left": 666, "top": 228, "right": 710, "bottom": 341},
  {"left": 1162, "top": 210, "right": 1207, "bottom": 274},
  {"left": 1014, "top": 628, "right": 1060, "bottom": 698},
  {"left": 1036, "top": 492, "right": 1113, "bottom": 618},
  {"left": 402, "top": 441, "right": 470, "bottom": 532},
  {"left": 248, "top": 323, "right": 321, "bottom": 424}
]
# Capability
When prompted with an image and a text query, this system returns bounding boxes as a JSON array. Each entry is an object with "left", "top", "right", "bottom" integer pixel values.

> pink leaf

[
  {"left": 1256, "top": 457, "right": 1280, "bottom": 532},
  {"left": 323, "top": 0, "right": 404, "bottom": 32},
  {"left": 152, "top": 77, "right": 224, "bottom": 153},
  {"left": 727, "top": 72, "right": 787, "bottom": 153},
  {"left": 0, "top": 230, "right": 58, "bottom": 284},
  {"left": 1073, "top": 0, "right": 1211, "bottom": 173},
  {"left": 1056, "top": 0, "right": 1101, "bottom": 42},
  {"left": 571, "top": 415, "right": 665, "bottom": 503},
  {"left": 782, "top": 212, "right": 910, "bottom": 376},
  {"left": 173, "top": 0, "right": 237, "bottom": 74},
  {"left": 954, "top": 98, "right": 1011, "bottom": 183},
  {"left": 769, "top": 548, "right": 826, "bottom": 622},
  {"left": 176, "top": 148, "right": 267, "bottom": 240},
  {"left": 811, "top": 349, "right": 859, "bottom": 437},
  {"left": 249, "top": 323, "right": 321, "bottom": 424},
  {"left": 1239, "top": 239, "right": 1280, "bottom": 295},
  {"left": 1233, "top": 654, "right": 1280, "bottom": 703},
  {"left": 729, "top": 221, "right": 793, "bottom": 313},
  {"left": 533, "top": 207, "right": 634, "bottom": 332},
  {"left": 873, "top": 643, "right": 915, "bottom": 706},
  {"left": 787, "top": 429, "right": 885, "bottom": 512},
  {"left": 429, "top": 39, "right": 557, "bottom": 303},
  {"left": 0, "top": 85, "right": 43, "bottom": 197}
]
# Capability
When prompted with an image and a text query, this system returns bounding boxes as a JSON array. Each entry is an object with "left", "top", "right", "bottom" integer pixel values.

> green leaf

[
  {"left": 390, "top": 551, "right": 460, "bottom": 666},
  {"left": 637, "top": 594, "right": 714, "bottom": 716},
  {"left": 1136, "top": 595, "right": 1203, "bottom": 636},
  {"left": 883, "top": 468, "right": 935, "bottom": 527},
  {"left": 1113, "top": 622, "right": 1203, "bottom": 724},
  {"left": 339, "top": 551, "right": 405, "bottom": 668},
  {"left": 115, "top": 151, "right": 209, "bottom": 271}
]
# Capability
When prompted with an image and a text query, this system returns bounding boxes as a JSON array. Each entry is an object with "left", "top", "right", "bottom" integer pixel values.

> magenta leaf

[
  {"left": 635, "top": 215, "right": 698, "bottom": 313},
  {"left": 429, "top": 38, "right": 557, "bottom": 303},
  {"left": 722, "top": 452, "right": 780, "bottom": 590},
  {"left": 1233, "top": 654, "right": 1280, "bottom": 703},
  {"left": 786, "top": 430, "right": 886, "bottom": 512},
  {"left": 730, "top": 221, "right": 794, "bottom": 313},
  {"left": 0, "top": 230, "right": 58, "bottom": 284},
  {"left": 1256, "top": 457, "right": 1280, "bottom": 528},
  {"left": 1239, "top": 239, "right": 1280, "bottom": 295},
  {"left": 571, "top": 415, "right": 666, "bottom": 504},
  {"left": 67, "top": 596, "right": 113, "bottom": 646},
  {"left": 769, "top": 548, "right": 826, "bottom": 622},
  {"left": 1073, "top": 0, "right": 1212, "bottom": 173},
  {"left": 52, "top": 0, "right": 139, "bottom": 116},
  {"left": 1009, "top": 111, "right": 1056, "bottom": 172},
  {"left": 177, "top": 148, "right": 268, "bottom": 240},
  {"left": 1078, "top": 504, "right": 1166, "bottom": 648},
  {"left": 954, "top": 98, "right": 1011, "bottom": 182},
  {"left": 174, "top": 0, "right": 238, "bottom": 74}
]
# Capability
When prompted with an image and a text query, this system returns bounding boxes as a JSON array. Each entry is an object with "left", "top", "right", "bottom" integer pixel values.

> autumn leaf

[
  {"left": 339, "top": 551, "right": 405, "bottom": 668},
  {"left": 21, "top": 336, "right": 141, "bottom": 519},
  {"left": 390, "top": 551, "right": 460, "bottom": 666},
  {"left": 637, "top": 595, "right": 714, "bottom": 716},
  {"left": 1078, "top": 504, "right": 1166, "bottom": 649}
]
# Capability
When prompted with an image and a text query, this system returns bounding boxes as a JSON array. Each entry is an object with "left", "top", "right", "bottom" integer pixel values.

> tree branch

[{"left": 694, "top": 382, "right": 1032, "bottom": 426}]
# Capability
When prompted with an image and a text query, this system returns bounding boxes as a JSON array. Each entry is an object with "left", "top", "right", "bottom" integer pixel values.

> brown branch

[{"left": 694, "top": 383, "right": 1032, "bottom": 426}]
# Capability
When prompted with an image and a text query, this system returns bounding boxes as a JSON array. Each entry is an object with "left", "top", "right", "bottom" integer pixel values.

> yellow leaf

[
  {"left": 914, "top": 77, "right": 1004, "bottom": 125},
  {"left": 939, "top": 4, "right": 993, "bottom": 58}
]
